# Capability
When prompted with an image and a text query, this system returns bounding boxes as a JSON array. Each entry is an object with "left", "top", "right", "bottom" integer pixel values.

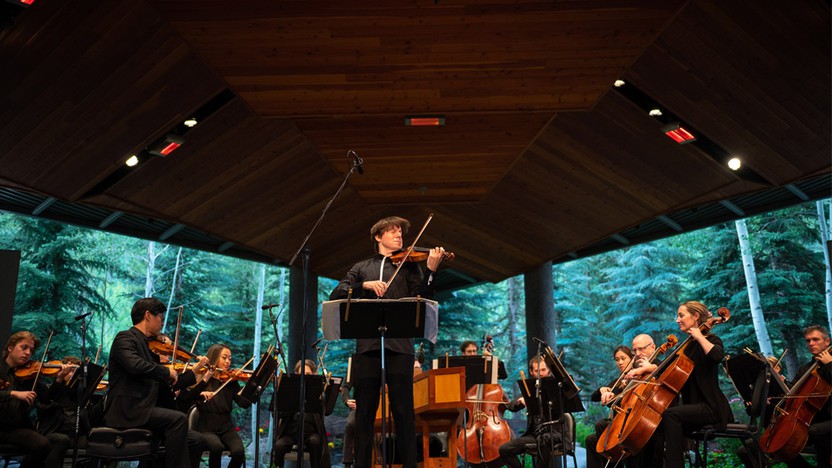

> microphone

[
  {"left": 74, "top": 312, "right": 93, "bottom": 321},
  {"left": 349, "top": 150, "right": 364, "bottom": 175},
  {"left": 261, "top": 303, "right": 279, "bottom": 310},
  {"left": 532, "top": 336, "right": 548, "bottom": 346},
  {"left": 311, "top": 338, "right": 322, "bottom": 350}
]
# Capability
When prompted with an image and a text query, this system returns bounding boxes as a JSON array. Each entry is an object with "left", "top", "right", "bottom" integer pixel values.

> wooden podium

[{"left": 373, "top": 367, "right": 466, "bottom": 468}]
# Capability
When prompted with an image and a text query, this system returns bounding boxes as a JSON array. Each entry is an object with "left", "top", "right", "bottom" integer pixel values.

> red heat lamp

[
  {"left": 661, "top": 122, "right": 696, "bottom": 145},
  {"left": 148, "top": 134, "right": 184, "bottom": 157},
  {"left": 405, "top": 115, "right": 445, "bottom": 127}
]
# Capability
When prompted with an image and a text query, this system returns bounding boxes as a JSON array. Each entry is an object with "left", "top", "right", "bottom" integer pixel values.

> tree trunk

[
  {"left": 145, "top": 241, "right": 156, "bottom": 297},
  {"left": 735, "top": 219, "right": 774, "bottom": 355},
  {"left": 817, "top": 200, "right": 832, "bottom": 332},
  {"left": 250, "top": 263, "right": 267, "bottom": 455},
  {"left": 163, "top": 246, "right": 182, "bottom": 332},
  {"left": 506, "top": 277, "right": 520, "bottom": 360}
]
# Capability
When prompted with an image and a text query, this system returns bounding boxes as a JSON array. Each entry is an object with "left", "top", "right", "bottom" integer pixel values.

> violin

[
  {"left": 213, "top": 368, "right": 253, "bottom": 382},
  {"left": 148, "top": 337, "right": 197, "bottom": 362},
  {"left": 14, "top": 360, "right": 77, "bottom": 380},
  {"left": 390, "top": 247, "right": 455, "bottom": 264}
]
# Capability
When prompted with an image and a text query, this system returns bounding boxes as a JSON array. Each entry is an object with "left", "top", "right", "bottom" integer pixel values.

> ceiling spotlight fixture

[
  {"left": 614, "top": 79, "right": 625, "bottom": 88},
  {"left": 183, "top": 117, "right": 198, "bottom": 128},
  {"left": 727, "top": 157, "right": 742, "bottom": 171},
  {"left": 125, "top": 155, "right": 139, "bottom": 167},
  {"left": 661, "top": 122, "right": 697, "bottom": 145},
  {"left": 148, "top": 133, "right": 184, "bottom": 157},
  {"left": 649, "top": 108, "right": 663, "bottom": 117},
  {"left": 405, "top": 115, "right": 445, "bottom": 127}
]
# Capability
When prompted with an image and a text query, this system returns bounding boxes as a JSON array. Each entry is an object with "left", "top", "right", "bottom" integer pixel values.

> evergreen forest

[{"left": 2, "top": 199, "right": 831, "bottom": 467}]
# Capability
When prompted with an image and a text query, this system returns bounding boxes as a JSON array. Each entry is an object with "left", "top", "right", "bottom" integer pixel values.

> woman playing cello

[{"left": 653, "top": 301, "right": 732, "bottom": 468}]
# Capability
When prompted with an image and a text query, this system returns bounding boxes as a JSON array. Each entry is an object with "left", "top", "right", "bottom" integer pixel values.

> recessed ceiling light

[
  {"left": 614, "top": 79, "right": 625, "bottom": 87},
  {"left": 727, "top": 157, "right": 742, "bottom": 171},
  {"left": 183, "top": 118, "right": 198, "bottom": 128},
  {"left": 649, "top": 108, "right": 663, "bottom": 117},
  {"left": 125, "top": 155, "right": 139, "bottom": 167}
]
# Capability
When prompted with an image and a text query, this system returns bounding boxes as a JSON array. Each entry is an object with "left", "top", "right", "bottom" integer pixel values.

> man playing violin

[
  {"left": 104, "top": 297, "right": 190, "bottom": 467},
  {"left": 329, "top": 216, "right": 447, "bottom": 468},
  {"left": 0, "top": 331, "right": 75, "bottom": 468}
]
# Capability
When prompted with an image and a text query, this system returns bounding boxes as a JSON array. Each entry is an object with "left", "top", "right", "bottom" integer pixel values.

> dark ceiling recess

[
  {"left": 82, "top": 89, "right": 236, "bottom": 199},
  {"left": 612, "top": 81, "right": 771, "bottom": 185}
]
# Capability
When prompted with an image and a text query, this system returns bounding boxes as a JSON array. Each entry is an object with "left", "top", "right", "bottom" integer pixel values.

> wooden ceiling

[{"left": 0, "top": 0, "right": 828, "bottom": 292}]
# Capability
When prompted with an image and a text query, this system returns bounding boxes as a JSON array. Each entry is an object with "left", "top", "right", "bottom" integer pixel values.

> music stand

[
  {"left": 724, "top": 353, "right": 784, "bottom": 425},
  {"left": 273, "top": 374, "right": 327, "bottom": 414},
  {"left": 239, "top": 352, "right": 279, "bottom": 404},
  {"left": 322, "top": 298, "right": 439, "bottom": 467},
  {"left": 66, "top": 361, "right": 106, "bottom": 406},
  {"left": 517, "top": 377, "right": 584, "bottom": 468}
]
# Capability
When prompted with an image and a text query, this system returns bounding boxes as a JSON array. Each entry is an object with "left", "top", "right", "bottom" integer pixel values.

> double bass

[
  {"left": 456, "top": 336, "right": 513, "bottom": 465},
  {"left": 759, "top": 344, "right": 832, "bottom": 461},
  {"left": 598, "top": 308, "right": 730, "bottom": 462}
]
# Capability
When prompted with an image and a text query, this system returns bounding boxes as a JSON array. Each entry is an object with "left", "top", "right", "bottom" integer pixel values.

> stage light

[
  {"left": 727, "top": 157, "right": 742, "bottom": 171},
  {"left": 614, "top": 79, "right": 625, "bottom": 87},
  {"left": 125, "top": 155, "right": 139, "bottom": 167},
  {"left": 183, "top": 117, "right": 197, "bottom": 128},
  {"left": 649, "top": 108, "right": 663, "bottom": 117}
]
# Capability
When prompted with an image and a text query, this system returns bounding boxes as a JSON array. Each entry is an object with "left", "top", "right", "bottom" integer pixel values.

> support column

[
  {"left": 524, "top": 261, "right": 556, "bottom": 360},
  {"left": 288, "top": 265, "right": 318, "bottom": 370}
]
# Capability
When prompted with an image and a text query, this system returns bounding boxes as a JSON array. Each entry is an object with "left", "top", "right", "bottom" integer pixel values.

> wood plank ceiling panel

[
  {"left": 626, "top": 0, "right": 831, "bottom": 185},
  {"left": 0, "top": 0, "right": 227, "bottom": 201}
]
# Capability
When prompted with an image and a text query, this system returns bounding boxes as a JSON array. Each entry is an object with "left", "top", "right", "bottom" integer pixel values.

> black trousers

[
  {"left": 0, "top": 428, "right": 51, "bottom": 468},
  {"left": 585, "top": 418, "right": 609, "bottom": 468},
  {"left": 343, "top": 408, "right": 356, "bottom": 464},
  {"left": 273, "top": 433, "right": 324, "bottom": 468},
  {"left": 202, "top": 428, "right": 245, "bottom": 468},
  {"left": 353, "top": 351, "right": 416, "bottom": 468},
  {"left": 142, "top": 407, "right": 191, "bottom": 468},
  {"left": 655, "top": 403, "right": 717, "bottom": 468}
]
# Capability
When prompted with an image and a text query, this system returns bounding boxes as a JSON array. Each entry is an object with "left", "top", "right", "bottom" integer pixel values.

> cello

[
  {"left": 759, "top": 344, "right": 832, "bottom": 462},
  {"left": 456, "top": 336, "right": 513, "bottom": 466},
  {"left": 596, "top": 334, "right": 678, "bottom": 461},
  {"left": 598, "top": 307, "right": 730, "bottom": 462}
]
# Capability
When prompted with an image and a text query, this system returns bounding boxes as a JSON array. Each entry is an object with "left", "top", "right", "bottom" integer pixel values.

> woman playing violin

[
  {"left": 329, "top": 215, "right": 449, "bottom": 468},
  {"left": 181, "top": 343, "right": 251, "bottom": 468},
  {"left": 0, "top": 331, "right": 75, "bottom": 468},
  {"left": 653, "top": 301, "right": 732, "bottom": 468}
]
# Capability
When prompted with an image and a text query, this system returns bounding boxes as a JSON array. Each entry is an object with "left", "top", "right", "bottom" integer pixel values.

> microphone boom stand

[{"left": 287, "top": 157, "right": 361, "bottom": 465}]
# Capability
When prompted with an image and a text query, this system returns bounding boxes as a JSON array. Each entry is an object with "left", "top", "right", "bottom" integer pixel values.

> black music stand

[
  {"left": 273, "top": 374, "right": 327, "bottom": 414},
  {"left": 240, "top": 352, "right": 278, "bottom": 464},
  {"left": 517, "top": 377, "right": 584, "bottom": 468},
  {"left": 322, "top": 298, "right": 438, "bottom": 468},
  {"left": 724, "top": 353, "right": 783, "bottom": 425},
  {"left": 66, "top": 361, "right": 106, "bottom": 467}
]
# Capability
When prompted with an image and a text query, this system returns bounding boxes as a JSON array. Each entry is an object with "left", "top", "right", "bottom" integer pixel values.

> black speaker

[{"left": 0, "top": 250, "right": 21, "bottom": 349}]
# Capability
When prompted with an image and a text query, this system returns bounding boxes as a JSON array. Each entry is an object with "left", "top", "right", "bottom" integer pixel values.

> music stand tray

[
  {"left": 66, "top": 361, "right": 106, "bottom": 408},
  {"left": 321, "top": 298, "right": 439, "bottom": 343},
  {"left": 273, "top": 374, "right": 327, "bottom": 415}
]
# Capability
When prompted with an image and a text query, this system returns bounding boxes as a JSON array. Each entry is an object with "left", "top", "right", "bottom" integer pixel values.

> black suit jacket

[{"left": 103, "top": 327, "right": 170, "bottom": 428}]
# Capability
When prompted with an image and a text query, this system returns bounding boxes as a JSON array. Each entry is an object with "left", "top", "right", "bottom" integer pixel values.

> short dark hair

[
  {"left": 528, "top": 354, "right": 546, "bottom": 371},
  {"left": 370, "top": 217, "right": 410, "bottom": 252},
  {"left": 460, "top": 340, "right": 477, "bottom": 353},
  {"left": 803, "top": 325, "right": 830, "bottom": 340},
  {"left": 130, "top": 298, "right": 166, "bottom": 325},
  {"left": 294, "top": 359, "right": 317, "bottom": 374}
]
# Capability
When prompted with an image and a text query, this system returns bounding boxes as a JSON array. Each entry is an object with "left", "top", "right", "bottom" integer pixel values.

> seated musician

[
  {"left": 624, "top": 334, "right": 658, "bottom": 380},
  {"left": 181, "top": 343, "right": 251, "bottom": 468},
  {"left": 0, "top": 331, "right": 75, "bottom": 468},
  {"left": 460, "top": 341, "right": 478, "bottom": 356},
  {"left": 651, "top": 301, "right": 732, "bottom": 468},
  {"left": 584, "top": 345, "right": 632, "bottom": 468},
  {"left": 776, "top": 325, "right": 831, "bottom": 468},
  {"left": 149, "top": 334, "right": 208, "bottom": 468},
  {"left": 272, "top": 359, "right": 331, "bottom": 468},
  {"left": 498, "top": 355, "right": 571, "bottom": 468}
]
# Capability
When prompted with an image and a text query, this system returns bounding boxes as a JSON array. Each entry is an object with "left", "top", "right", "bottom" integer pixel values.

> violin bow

[
  {"left": 31, "top": 330, "right": 55, "bottom": 392},
  {"left": 185, "top": 329, "right": 202, "bottom": 372},
  {"left": 383, "top": 213, "right": 434, "bottom": 294},
  {"left": 212, "top": 355, "right": 256, "bottom": 396}
]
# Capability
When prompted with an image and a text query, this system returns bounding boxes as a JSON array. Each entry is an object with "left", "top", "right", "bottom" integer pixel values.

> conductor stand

[
  {"left": 322, "top": 297, "right": 439, "bottom": 468},
  {"left": 287, "top": 151, "right": 363, "bottom": 464}
]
